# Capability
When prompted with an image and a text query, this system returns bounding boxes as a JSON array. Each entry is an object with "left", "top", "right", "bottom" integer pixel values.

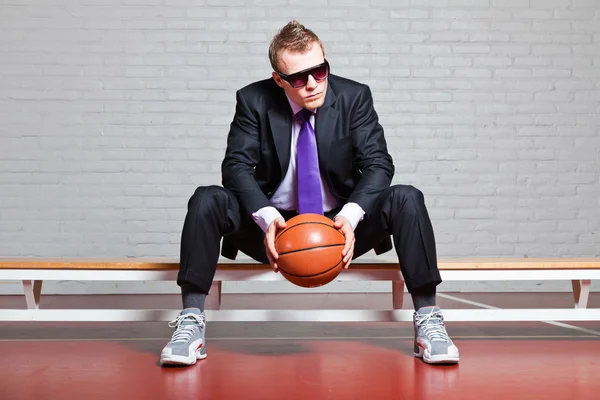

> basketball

[{"left": 274, "top": 213, "right": 346, "bottom": 288}]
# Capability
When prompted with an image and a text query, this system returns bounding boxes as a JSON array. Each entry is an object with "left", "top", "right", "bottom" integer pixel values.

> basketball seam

[
  {"left": 279, "top": 256, "right": 343, "bottom": 278},
  {"left": 278, "top": 243, "right": 344, "bottom": 256},
  {"left": 275, "top": 221, "right": 345, "bottom": 242}
]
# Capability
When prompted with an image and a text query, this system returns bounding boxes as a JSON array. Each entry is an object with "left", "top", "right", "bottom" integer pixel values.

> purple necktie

[{"left": 295, "top": 109, "right": 323, "bottom": 215}]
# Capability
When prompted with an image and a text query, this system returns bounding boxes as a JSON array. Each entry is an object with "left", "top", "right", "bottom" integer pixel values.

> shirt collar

[{"left": 285, "top": 94, "right": 315, "bottom": 117}]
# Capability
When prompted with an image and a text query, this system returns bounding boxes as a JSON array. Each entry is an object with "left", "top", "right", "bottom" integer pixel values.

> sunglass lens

[
  {"left": 289, "top": 75, "right": 308, "bottom": 87},
  {"left": 312, "top": 64, "right": 328, "bottom": 80}
]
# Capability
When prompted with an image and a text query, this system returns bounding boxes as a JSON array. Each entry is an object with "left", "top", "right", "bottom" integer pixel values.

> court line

[
  {"left": 438, "top": 292, "right": 600, "bottom": 337},
  {"left": 0, "top": 334, "right": 598, "bottom": 342}
]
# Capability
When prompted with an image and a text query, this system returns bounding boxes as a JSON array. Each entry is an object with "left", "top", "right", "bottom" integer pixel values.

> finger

[
  {"left": 266, "top": 232, "right": 279, "bottom": 260},
  {"left": 343, "top": 236, "right": 355, "bottom": 263},
  {"left": 342, "top": 228, "right": 353, "bottom": 256},
  {"left": 344, "top": 241, "right": 354, "bottom": 269},
  {"left": 344, "top": 253, "right": 352, "bottom": 269},
  {"left": 265, "top": 248, "right": 278, "bottom": 272},
  {"left": 269, "top": 220, "right": 286, "bottom": 260},
  {"left": 265, "top": 232, "right": 276, "bottom": 264},
  {"left": 343, "top": 242, "right": 353, "bottom": 264}
]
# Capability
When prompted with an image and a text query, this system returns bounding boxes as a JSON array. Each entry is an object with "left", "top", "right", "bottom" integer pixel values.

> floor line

[
  {"left": 438, "top": 292, "right": 600, "bottom": 337},
  {"left": 0, "top": 334, "right": 597, "bottom": 342}
]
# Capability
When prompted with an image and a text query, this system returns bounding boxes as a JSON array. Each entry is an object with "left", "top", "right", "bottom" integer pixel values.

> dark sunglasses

[{"left": 276, "top": 60, "right": 330, "bottom": 88}]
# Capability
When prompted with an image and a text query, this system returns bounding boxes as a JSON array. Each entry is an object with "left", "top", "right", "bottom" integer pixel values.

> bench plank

[
  {"left": 3, "top": 308, "right": 600, "bottom": 322},
  {"left": 0, "top": 258, "right": 598, "bottom": 270}
]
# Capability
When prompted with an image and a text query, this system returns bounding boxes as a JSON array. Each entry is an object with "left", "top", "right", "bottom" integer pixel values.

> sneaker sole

[
  {"left": 160, "top": 348, "right": 207, "bottom": 366},
  {"left": 414, "top": 347, "right": 459, "bottom": 365}
]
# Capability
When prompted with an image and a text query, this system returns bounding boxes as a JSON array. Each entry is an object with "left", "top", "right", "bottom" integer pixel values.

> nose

[{"left": 305, "top": 74, "right": 318, "bottom": 90}]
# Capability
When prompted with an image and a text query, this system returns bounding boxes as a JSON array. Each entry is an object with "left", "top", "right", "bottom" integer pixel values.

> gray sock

[
  {"left": 181, "top": 283, "right": 207, "bottom": 312},
  {"left": 411, "top": 284, "right": 437, "bottom": 311}
]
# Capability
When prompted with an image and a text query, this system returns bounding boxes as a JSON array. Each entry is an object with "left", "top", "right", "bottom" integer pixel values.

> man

[{"left": 160, "top": 20, "right": 459, "bottom": 366}]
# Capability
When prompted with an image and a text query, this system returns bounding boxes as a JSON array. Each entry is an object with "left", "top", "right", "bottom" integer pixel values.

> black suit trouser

[{"left": 177, "top": 184, "right": 442, "bottom": 294}]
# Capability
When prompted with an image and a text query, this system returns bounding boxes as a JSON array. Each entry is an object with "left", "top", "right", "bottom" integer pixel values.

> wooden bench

[{"left": 0, "top": 257, "right": 599, "bottom": 322}]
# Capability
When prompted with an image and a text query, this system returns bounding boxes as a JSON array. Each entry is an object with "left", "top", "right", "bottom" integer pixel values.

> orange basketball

[{"left": 274, "top": 213, "right": 345, "bottom": 288}]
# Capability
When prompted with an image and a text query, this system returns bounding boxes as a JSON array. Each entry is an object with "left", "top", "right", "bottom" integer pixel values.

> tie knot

[{"left": 295, "top": 108, "right": 312, "bottom": 124}]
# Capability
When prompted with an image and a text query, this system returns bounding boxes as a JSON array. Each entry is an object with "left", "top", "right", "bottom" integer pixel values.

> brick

[
  {"left": 391, "top": 9, "right": 429, "bottom": 18},
  {"left": 493, "top": 0, "right": 525, "bottom": 6},
  {"left": 532, "top": 21, "right": 572, "bottom": 32},
  {"left": 429, "top": 32, "right": 470, "bottom": 42},
  {"left": 474, "top": 57, "right": 512, "bottom": 66},
  {"left": 552, "top": 57, "right": 593, "bottom": 67},
  {"left": 452, "top": 44, "right": 491, "bottom": 53},
  {"left": 574, "top": 44, "right": 600, "bottom": 56},
  {"left": 413, "top": 92, "right": 452, "bottom": 101},
  {"left": 390, "top": 33, "right": 428, "bottom": 42},
  {"left": 534, "top": 91, "right": 574, "bottom": 102},
  {"left": 412, "top": 45, "right": 452, "bottom": 55},
  {"left": 410, "top": 21, "right": 450, "bottom": 31},
  {"left": 530, "top": 0, "right": 570, "bottom": 8},
  {"left": 411, "top": 0, "right": 448, "bottom": 5},
  {"left": 512, "top": 34, "right": 552, "bottom": 44},
  {"left": 450, "top": 21, "right": 489, "bottom": 30},
  {"left": 511, "top": 10, "right": 553, "bottom": 19},
  {"left": 494, "top": 21, "right": 532, "bottom": 31},
  {"left": 454, "top": 68, "right": 492, "bottom": 78},
  {"left": 470, "top": 33, "right": 510, "bottom": 42},
  {"left": 413, "top": 68, "right": 452, "bottom": 77},
  {"left": 435, "top": 80, "right": 474, "bottom": 90},
  {"left": 532, "top": 44, "right": 572, "bottom": 55},
  {"left": 555, "top": 10, "right": 595, "bottom": 20},
  {"left": 572, "top": 0, "right": 600, "bottom": 6},
  {"left": 392, "top": 56, "right": 431, "bottom": 66},
  {"left": 532, "top": 68, "right": 572, "bottom": 78},
  {"left": 433, "top": 57, "right": 473, "bottom": 67},
  {"left": 490, "top": 44, "right": 531, "bottom": 55}
]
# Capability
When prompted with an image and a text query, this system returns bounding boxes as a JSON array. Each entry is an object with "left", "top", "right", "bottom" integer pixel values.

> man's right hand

[{"left": 264, "top": 217, "right": 286, "bottom": 272}]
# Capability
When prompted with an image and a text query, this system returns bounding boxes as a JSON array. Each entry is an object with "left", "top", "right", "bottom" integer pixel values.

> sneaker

[
  {"left": 160, "top": 308, "right": 207, "bottom": 366},
  {"left": 413, "top": 306, "right": 459, "bottom": 364}
]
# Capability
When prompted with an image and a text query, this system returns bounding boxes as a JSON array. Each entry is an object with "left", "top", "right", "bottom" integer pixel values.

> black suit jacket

[{"left": 221, "top": 74, "right": 395, "bottom": 219}]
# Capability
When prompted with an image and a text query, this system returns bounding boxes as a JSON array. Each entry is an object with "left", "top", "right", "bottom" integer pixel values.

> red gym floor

[{"left": 1, "top": 292, "right": 599, "bottom": 400}]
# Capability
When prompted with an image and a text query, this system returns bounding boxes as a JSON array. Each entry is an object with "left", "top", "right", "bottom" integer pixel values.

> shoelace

[
  {"left": 167, "top": 313, "right": 205, "bottom": 344},
  {"left": 415, "top": 310, "right": 451, "bottom": 342}
]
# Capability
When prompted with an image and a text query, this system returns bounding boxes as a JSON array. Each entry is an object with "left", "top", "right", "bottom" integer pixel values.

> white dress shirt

[{"left": 251, "top": 95, "right": 365, "bottom": 232}]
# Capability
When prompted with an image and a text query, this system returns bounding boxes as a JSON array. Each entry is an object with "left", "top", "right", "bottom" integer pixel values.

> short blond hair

[{"left": 268, "top": 20, "right": 325, "bottom": 71}]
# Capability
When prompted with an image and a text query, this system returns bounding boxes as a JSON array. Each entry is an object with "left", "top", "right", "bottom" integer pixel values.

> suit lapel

[
  {"left": 267, "top": 91, "right": 293, "bottom": 178},
  {"left": 314, "top": 85, "right": 338, "bottom": 165}
]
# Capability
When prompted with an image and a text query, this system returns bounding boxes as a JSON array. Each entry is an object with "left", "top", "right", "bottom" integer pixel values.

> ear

[{"left": 272, "top": 72, "right": 285, "bottom": 89}]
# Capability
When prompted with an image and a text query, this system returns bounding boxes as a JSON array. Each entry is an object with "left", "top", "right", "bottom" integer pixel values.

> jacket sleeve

[
  {"left": 221, "top": 89, "right": 271, "bottom": 215},
  {"left": 346, "top": 84, "right": 395, "bottom": 216}
]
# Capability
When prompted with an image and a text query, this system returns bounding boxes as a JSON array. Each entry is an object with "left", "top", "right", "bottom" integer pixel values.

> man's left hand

[{"left": 333, "top": 215, "right": 355, "bottom": 269}]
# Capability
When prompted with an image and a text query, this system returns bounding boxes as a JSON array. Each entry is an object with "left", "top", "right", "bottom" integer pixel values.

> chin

[{"left": 304, "top": 96, "right": 325, "bottom": 109}]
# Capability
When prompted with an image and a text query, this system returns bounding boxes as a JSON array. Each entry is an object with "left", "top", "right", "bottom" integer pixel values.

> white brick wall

[{"left": 1, "top": 0, "right": 599, "bottom": 267}]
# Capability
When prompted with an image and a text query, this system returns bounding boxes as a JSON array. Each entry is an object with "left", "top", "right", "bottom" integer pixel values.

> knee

[
  {"left": 389, "top": 184, "right": 426, "bottom": 212},
  {"left": 187, "top": 185, "right": 230, "bottom": 213}
]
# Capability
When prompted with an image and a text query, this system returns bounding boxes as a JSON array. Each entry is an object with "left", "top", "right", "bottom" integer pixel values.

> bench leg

[
  {"left": 23, "top": 280, "right": 43, "bottom": 310},
  {"left": 392, "top": 280, "right": 405, "bottom": 310},
  {"left": 209, "top": 281, "right": 222, "bottom": 310},
  {"left": 572, "top": 279, "right": 591, "bottom": 309}
]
